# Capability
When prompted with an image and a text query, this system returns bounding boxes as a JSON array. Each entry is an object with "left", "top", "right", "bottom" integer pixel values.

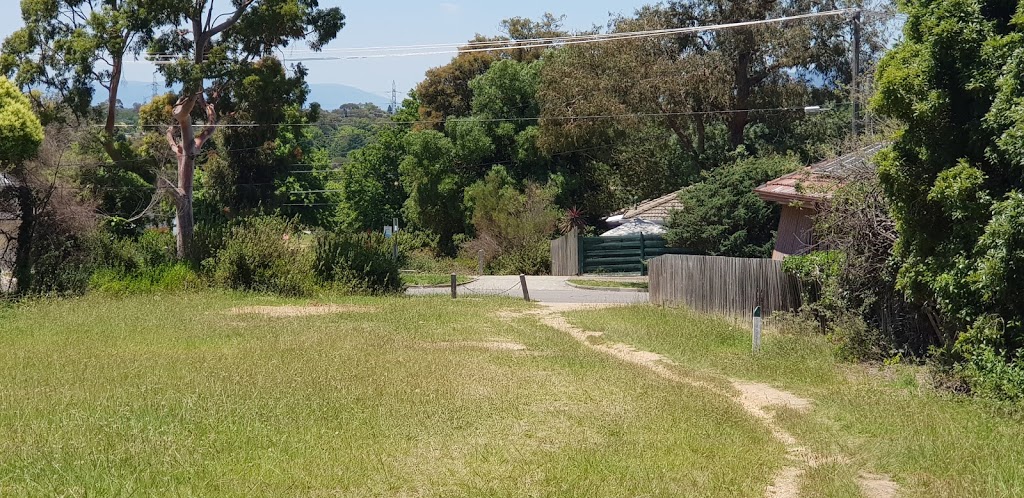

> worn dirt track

[{"left": 518, "top": 303, "right": 899, "bottom": 498}]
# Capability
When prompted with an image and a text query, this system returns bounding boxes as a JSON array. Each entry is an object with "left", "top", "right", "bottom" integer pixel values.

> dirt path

[{"left": 519, "top": 304, "right": 898, "bottom": 498}]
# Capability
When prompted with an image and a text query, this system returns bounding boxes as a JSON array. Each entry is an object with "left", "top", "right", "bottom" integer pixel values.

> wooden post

[
  {"left": 639, "top": 233, "right": 647, "bottom": 276},
  {"left": 519, "top": 274, "right": 530, "bottom": 302},
  {"left": 451, "top": 273, "right": 457, "bottom": 299},
  {"left": 752, "top": 306, "right": 763, "bottom": 353},
  {"left": 478, "top": 250, "right": 485, "bottom": 275}
]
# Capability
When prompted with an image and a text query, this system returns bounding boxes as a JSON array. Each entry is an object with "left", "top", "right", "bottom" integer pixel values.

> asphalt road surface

[{"left": 406, "top": 275, "right": 649, "bottom": 304}]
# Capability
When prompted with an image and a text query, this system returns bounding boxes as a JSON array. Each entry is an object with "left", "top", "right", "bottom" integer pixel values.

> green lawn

[
  {"left": 401, "top": 273, "right": 473, "bottom": 287},
  {"left": 568, "top": 279, "right": 649, "bottom": 290},
  {"left": 566, "top": 306, "right": 1024, "bottom": 497},
  {"left": 0, "top": 293, "right": 782, "bottom": 496}
]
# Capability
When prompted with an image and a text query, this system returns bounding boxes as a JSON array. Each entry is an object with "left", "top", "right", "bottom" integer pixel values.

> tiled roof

[
  {"left": 621, "top": 190, "right": 684, "bottom": 222},
  {"left": 601, "top": 219, "right": 669, "bottom": 237},
  {"left": 754, "top": 143, "right": 885, "bottom": 205}
]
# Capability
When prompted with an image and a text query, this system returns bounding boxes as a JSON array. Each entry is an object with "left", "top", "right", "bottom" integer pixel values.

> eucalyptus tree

[{"left": 3, "top": 0, "right": 344, "bottom": 259}]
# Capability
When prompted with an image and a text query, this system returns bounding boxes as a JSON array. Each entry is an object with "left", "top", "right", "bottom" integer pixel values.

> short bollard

[
  {"left": 451, "top": 273, "right": 458, "bottom": 299},
  {"left": 752, "top": 306, "right": 763, "bottom": 353},
  {"left": 520, "top": 274, "right": 530, "bottom": 302}
]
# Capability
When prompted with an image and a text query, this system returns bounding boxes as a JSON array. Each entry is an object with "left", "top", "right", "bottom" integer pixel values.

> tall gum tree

[
  {"left": 3, "top": 0, "right": 344, "bottom": 259},
  {"left": 145, "top": 0, "right": 343, "bottom": 259},
  {"left": 1, "top": 0, "right": 178, "bottom": 160}
]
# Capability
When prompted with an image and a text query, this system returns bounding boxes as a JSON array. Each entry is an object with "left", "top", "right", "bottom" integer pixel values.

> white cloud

[{"left": 439, "top": 2, "right": 460, "bottom": 15}]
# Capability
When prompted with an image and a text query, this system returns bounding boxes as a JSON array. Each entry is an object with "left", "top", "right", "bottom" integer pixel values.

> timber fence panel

[
  {"left": 550, "top": 228, "right": 579, "bottom": 276},
  {"left": 649, "top": 255, "right": 802, "bottom": 325}
]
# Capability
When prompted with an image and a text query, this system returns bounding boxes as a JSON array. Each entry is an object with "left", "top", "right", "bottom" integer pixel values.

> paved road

[{"left": 407, "top": 275, "right": 649, "bottom": 304}]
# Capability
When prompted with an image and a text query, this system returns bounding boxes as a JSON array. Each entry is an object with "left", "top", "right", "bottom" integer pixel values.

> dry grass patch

[{"left": 226, "top": 303, "right": 377, "bottom": 317}]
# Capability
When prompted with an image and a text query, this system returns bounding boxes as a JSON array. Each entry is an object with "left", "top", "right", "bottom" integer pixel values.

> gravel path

[{"left": 406, "top": 275, "right": 649, "bottom": 304}]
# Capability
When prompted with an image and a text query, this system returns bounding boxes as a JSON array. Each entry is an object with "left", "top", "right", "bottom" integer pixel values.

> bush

[
  {"left": 463, "top": 166, "right": 558, "bottom": 274},
  {"left": 488, "top": 240, "right": 550, "bottom": 275},
  {"left": 313, "top": 232, "right": 403, "bottom": 294},
  {"left": 90, "top": 264, "right": 203, "bottom": 294},
  {"left": 666, "top": 154, "right": 799, "bottom": 258},
  {"left": 211, "top": 216, "right": 313, "bottom": 296},
  {"left": 93, "top": 228, "right": 176, "bottom": 275}
]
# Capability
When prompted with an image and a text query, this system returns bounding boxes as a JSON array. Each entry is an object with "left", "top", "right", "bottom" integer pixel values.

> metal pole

[
  {"left": 392, "top": 217, "right": 399, "bottom": 261},
  {"left": 851, "top": 9, "right": 861, "bottom": 136},
  {"left": 451, "top": 273, "right": 457, "bottom": 299},
  {"left": 519, "top": 274, "right": 530, "bottom": 302}
]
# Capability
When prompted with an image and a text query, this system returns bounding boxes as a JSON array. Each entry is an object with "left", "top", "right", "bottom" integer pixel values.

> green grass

[
  {"left": 568, "top": 279, "right": 649, "bottom": 290},
  {"left": 0, "top": 293, "right": 782, "bottom": 496},
  {"left": 401, "top": 273, "right": 472, "bottom": 287},
  {"left": 566, "top": 305, "right": 1024, "bottom": 497}
]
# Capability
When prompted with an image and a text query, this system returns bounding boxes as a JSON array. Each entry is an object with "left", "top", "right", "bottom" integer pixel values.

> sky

[{"left": 0, "top": 1, "right": 650, "bottom": 102}]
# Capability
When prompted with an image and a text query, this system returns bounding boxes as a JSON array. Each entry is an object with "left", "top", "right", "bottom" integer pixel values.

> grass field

[
  {"left": 567, "top": 306, "right": 1024, "bottom": 497},
  {"left": 3, "top": 294, "right": 1021, "bottom": 496},
  {"left": 568, "top": 279, "right": 649, "bottom": 290},
  {"left": 401, "top": 273, "right": 473, "bottom": 287},
  {"left": 0, "top": 293, "right": 782, "bottom": 496}
]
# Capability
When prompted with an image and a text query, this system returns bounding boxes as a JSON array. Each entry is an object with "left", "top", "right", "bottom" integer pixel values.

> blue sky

[{"left": 0, "top": 1, "right": 650, "bottom": 101}]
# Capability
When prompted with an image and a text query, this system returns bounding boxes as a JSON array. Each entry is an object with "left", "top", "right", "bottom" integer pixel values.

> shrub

[
  {"left": 211, "top": 216, "right": 313, "bottom": 296},
  {"left": 93, "top": 228, "right": 176, "bottom": 275},
  {"left": 463, "top": 166, "right": 558, "bottom": 274},
  {"left": 313, "top": 232, "right": 402, "bottom": 294},
  {"left": 489, "top": 240, "right": 550, "bottom": 276},
  {"left": 90, "top": 264, "right": 203, "bottom": 294},
  {"left": 666, "top": 154, "right": 799, "bottom": 258}
]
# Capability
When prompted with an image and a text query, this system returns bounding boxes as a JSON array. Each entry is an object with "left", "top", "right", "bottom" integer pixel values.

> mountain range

[{"left": 113, "top": 81, "right": 391, "bottom": 110}]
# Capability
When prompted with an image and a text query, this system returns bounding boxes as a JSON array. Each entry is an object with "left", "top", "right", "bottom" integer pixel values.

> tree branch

[
  {"left": 207, "top": 0, "right": 257, "bottom": 39},
  {"left": 195, "top": 93, "right": 219, "bottom": 147}
]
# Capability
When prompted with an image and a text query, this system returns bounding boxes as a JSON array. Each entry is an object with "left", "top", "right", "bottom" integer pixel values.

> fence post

[
  {"left": 752, "top": 306, "right": 763, "bottom": 353},
  {"left": 640, "top": 233, "right": 647, "bottom": 276},
  {"left": 520, "top": 274, "right": 530, "bottom": 302},
  {"left": 451, "top": 273, "right": 457, "bottom": 299}
]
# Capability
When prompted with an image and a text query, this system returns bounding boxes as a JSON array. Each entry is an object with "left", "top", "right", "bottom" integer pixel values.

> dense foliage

[
  {"left": 873, "top": 0, "right": 1024, "bottom": 399},
  {"left": 666, "top": 155, "right": 798, "bottom": 258},
  {"left": 313, "top": 232, "right": 402, "bottom": 294}
]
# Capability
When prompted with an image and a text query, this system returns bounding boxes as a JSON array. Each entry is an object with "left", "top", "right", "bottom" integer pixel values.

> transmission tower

[{"left": 390, "top": 81, "right": 399, "bottom": 115}]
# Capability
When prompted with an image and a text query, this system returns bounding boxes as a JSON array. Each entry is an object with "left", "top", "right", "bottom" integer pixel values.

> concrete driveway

[{"left": 406, "top": 275, "right": 649, "bottom": 304}]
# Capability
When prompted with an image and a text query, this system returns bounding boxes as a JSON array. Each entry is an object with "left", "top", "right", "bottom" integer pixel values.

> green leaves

[
  {"left": 873, "top": 0, "right": 1024, "bottom": 399},
  {"left": 665, "top": 154, "right": 799, "bottom": 258},
  {"left": 0, "top": 77, "right": 43, "bottom": 166}
]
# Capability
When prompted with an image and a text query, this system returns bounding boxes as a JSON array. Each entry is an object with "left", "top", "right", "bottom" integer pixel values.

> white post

[{"left": 752, "top": 306, "right": 763, "bottom": 353}]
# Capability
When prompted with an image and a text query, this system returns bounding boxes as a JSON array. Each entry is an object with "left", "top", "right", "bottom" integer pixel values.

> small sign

[{"left": 384, "top": 226, "right": 394, "bottom": 238}]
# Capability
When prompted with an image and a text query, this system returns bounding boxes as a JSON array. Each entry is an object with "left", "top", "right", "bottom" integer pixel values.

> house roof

[
  {"left": 754, "top": 143, "right": 885, "bottom": 206},
  {"left": 619, "top": 190, "right": 684, "bottom": 222},
  {"left": 601, "top": 218, "right": 669, "bottom": 237}
]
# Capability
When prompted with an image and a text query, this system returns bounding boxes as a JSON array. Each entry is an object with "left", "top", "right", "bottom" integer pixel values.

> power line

[
  {"left": 143, "top": 9, "right": 861, "bottom": 63},
  {"left": 102, "top": 104, "right": 843, "bottom": 130}
]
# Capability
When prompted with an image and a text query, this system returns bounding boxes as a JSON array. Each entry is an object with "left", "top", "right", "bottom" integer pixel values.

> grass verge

[
  {"left": 0, "top": 292, "right": 782, "bottom": 496},
  {"left": 568, "top": 279, "right": 648, "bottom": 290},
  {"left": 401, "top": 273, "right": 473, "bottom": 287},
  {"left": 566, "top": 305, "right": 1024, "bottom": 497}
]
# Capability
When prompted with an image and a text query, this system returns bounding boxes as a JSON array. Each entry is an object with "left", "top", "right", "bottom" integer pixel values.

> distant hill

[{"left": 112, "top": 81, "right": 390, "bottom": 110}]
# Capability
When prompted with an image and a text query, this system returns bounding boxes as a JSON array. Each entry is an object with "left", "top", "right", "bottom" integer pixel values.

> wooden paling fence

[
  {"left": 550, "top": 228, "right": 579, "bottom": 276},
  {"left": 648, "top": 255, "right": 802, "bottom": 324}
]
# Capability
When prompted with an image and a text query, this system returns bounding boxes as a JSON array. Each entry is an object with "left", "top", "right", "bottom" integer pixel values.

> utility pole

[{"left": 851, "top": 9, "right": 862, "bottom": 136}]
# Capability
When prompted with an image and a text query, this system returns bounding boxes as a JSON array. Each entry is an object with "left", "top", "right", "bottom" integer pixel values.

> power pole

[{"left": 851, "top": 9, "right": 862, "bottom": 136}]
